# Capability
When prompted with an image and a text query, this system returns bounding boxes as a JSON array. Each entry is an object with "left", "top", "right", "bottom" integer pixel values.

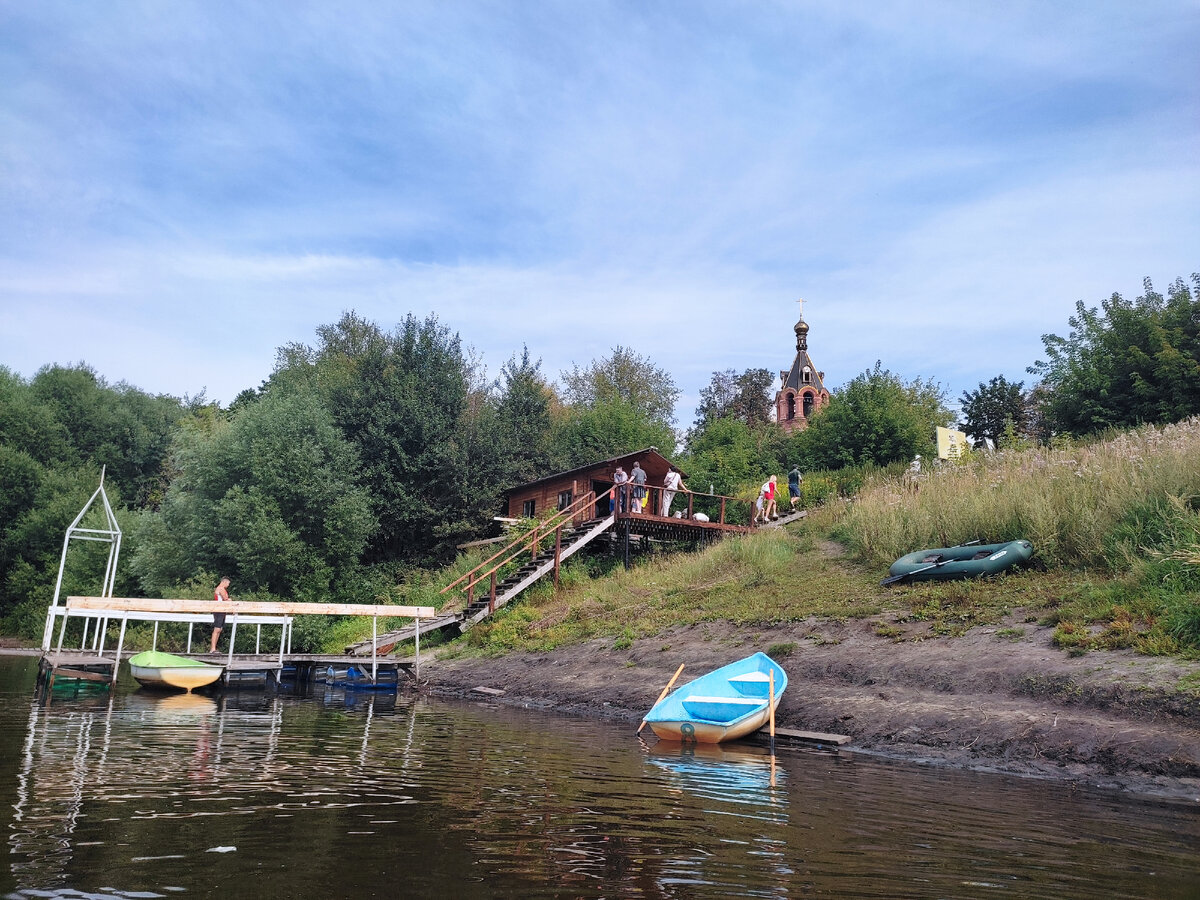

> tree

[
  {"left": 1030, "top": 274, "right": 1200, "bottom": 436},
  {"left": 560, "top": 346, "right": 680, "bottom": 429},
  {"left": 960, "top": 376, "right": 1028, "bottom": 448},
  {"left": 268, "top": 311, "right": 483, "bottom": 561},
  {"left": 693, "top": 368, "right": 774, "bottom": 429},
  {"left": 797, "top": 362, "right": 952, "bottom": 469},
  {"left": 551, "top": 398, "right": 677, "bottom": 470},
  {"left": 131, "top": 391, "right": 375, "bottom": 601},
  {"left": 494, "top": 347, "right": 554, "bottom": 487},
  {"left": 679, "top": 417, "right": 785, "bottom": 496}
]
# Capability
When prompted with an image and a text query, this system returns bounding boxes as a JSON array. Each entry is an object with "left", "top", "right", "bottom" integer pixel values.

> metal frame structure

[{"left": 42, "top": 470, "right": 122, "bottom": 652}]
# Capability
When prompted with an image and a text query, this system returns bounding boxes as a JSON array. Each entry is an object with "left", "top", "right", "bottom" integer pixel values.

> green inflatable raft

[{"left": 884, "top": 540, "right": 1034, "bottom": 585}]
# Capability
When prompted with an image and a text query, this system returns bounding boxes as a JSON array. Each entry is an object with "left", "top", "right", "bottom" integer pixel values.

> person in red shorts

[{"left": 760, "top": 475, "right": 779, "bottom": 520}]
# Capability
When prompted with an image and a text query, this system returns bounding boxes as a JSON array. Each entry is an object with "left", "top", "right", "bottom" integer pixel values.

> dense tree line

[
  {"left": 5, "top": 272, "right": 1193, "bottom": 641},
  {"left": 0, "top": 314, "right": 684, "bottom": 640}
]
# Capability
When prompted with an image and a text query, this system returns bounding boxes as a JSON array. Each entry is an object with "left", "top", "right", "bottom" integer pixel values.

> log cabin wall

[{"left": 504, "top": 450, "right": 674, "bottom": 520}]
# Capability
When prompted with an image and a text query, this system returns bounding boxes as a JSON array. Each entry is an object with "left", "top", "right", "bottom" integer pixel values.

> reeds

[{"left": 840, "top": 417, "right": 1200, "bottom": 571}]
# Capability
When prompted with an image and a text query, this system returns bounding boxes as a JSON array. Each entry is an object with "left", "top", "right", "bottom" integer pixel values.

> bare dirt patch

[{"left": 420, "top": 614, "right": 1200, "bottom": 800}]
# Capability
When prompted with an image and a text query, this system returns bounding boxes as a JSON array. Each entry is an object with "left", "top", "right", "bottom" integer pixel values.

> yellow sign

[{"left": 937, "top": 426, "right": 968, "bottom": 460}]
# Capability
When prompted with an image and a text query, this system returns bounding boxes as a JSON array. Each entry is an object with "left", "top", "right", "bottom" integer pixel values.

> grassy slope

[{"left": 417, "top": 418, "right": 1200, "bottom": 662}]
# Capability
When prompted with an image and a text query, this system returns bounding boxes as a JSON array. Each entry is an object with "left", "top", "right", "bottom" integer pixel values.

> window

[
  {"left": 802, "top": 366, "right": 812, "bottom": 384},
  {"left": 522, "top": 499, "right": 536, "bottom": 517},
  {"left": 557, "top": 490, "right": 573, "bottom": 511},
  {"left": 786, "top": 393, "right": 796, "bottom": 420},
  {"left": 803, "top": 392, "right": 815, "bottom": 419}
]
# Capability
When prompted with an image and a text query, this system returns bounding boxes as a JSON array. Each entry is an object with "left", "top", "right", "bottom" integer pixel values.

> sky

[{"left": 2, "top": 1, "right": 1197, "bottom": 425}]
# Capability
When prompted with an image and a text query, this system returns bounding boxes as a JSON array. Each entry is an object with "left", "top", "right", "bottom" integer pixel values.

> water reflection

[{"left": 2, "top": 657, "right": 1199, "bottom": 900}]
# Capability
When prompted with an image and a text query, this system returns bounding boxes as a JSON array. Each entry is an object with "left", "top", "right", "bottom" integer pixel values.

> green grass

[{"left": 342, "top": 419, "right": 1200, "bottom": 662}]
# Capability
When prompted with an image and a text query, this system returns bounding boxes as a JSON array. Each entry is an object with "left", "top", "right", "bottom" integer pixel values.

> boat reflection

[{"left": 645, "top": 741, "right": 787, "bottom": 823}]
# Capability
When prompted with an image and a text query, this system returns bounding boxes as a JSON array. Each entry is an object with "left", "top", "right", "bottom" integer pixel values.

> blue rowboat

[
  {"left": 885, "top": 539, "right": 1034, "bottom": 584},
  {"left": 642, "top": 652, "right": 787, "bottom": 743}
]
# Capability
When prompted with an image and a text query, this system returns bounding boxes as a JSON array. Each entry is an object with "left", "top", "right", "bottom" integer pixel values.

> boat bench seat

[
  {"left": 684, "top": 695, "right": 764, "bottom": 705},
  {"left": 728, "top": 672, "right": 773, "bottom": 698},
  {"left": 681, "top": 695, "right": 766, "bottom": 722}
]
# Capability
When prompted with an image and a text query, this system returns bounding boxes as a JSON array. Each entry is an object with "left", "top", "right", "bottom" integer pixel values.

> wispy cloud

[{"left": 2, "top": 1, "right": 1197, "bottom": 422}]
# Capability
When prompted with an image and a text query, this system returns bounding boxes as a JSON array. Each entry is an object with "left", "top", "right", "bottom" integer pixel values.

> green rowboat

[{"left": 885, "top": 540, "right": 1034, "bottom": 584}]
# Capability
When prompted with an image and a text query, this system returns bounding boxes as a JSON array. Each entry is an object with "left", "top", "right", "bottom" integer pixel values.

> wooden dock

[{"left": 752, "top": 726, "right": 852, "bottom": 749}]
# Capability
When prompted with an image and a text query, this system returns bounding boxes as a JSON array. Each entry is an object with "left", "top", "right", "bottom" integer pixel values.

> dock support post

[
  {"left": 371, "top": 616, "right": 378, "bottom": 685},
  {"left": 553, "top": 526, "right": 563, "bottom": 588},
  {"left": 113, "top": 618, "right": 127, "bottom": 684},
  {"left": 152, "top": 621, "right": 159, "bottom": 651},
  {"left": 414, "top": 616, "right": 420, "bottom": 681}
]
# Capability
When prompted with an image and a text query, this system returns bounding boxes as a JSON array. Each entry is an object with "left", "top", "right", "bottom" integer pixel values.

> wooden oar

[
  {"left": 880, "top": 556, "right": 946, "bottom": 586},
  {"left": 768, "top": 668, "right": 776, "bottom": 746},
  {"left": 636, "top": 663, "right": 685, "bottom": 734},
  {"left": 880, "top": 540, "right": 984, "bottom": 586}
]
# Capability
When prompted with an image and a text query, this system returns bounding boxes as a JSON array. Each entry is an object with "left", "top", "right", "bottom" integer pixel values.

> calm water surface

[{"left": 1, "top": 655, "right": 1197, "bottom": 899}]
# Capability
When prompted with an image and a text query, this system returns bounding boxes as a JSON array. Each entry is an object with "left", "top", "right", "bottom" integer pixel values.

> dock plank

[{"left": 756, "top": 726, "right": 852, "bottom": 746}]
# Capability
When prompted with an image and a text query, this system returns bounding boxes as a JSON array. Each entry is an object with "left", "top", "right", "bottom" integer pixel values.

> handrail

[
  {"left": 612, "top": 481, "right": 757, "bottom": 528},
  {"left": 441, "top": 490, "right": 598, "bottom": 596}
]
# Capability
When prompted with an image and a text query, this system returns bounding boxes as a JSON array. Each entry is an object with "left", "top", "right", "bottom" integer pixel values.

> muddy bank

[{"left": 420, "top": 617, "right": 1200, "bottom": 801}]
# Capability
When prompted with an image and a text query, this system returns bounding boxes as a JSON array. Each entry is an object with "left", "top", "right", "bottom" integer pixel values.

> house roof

[{"left": 502, "top": 447, "right": 678, "bottom": 495}]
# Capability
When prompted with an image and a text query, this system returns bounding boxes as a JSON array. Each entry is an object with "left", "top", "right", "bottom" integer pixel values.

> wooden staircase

[
  {"left": 458, "top": 516, "right": 612, "bottom": 626},
  {"left": 346, "top": 493, "right": 612, "bottom": 656}
]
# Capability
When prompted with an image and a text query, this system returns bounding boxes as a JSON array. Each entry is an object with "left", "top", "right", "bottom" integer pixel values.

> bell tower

[{"left": 774, "top": 299, "right": 830, "bottom": 433}]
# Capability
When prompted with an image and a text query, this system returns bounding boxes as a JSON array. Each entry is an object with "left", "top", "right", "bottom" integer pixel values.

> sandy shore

[{"left": 420, "top": 616, "right": 1200, "bottom": 801}]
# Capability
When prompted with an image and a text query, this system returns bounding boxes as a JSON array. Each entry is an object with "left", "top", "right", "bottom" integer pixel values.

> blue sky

[{"left": 2, "top": 1, "right": 1197, "bottom": 424}]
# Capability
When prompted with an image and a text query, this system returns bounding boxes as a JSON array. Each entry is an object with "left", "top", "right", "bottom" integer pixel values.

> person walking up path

[
  {"left": 788, "top": 465, "right": 803, "bottom": 511},
  {"left": 761, "top": 475, "right": 779, "bottom": 520}
]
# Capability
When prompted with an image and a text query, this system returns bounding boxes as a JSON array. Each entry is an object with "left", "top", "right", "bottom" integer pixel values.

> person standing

[
  {"left": 612, "top": 465, "right": 629, "bottom": 513},
  {"left": 210, "top": 576, "right": 231, "bottom": 653},
  {"left": 661, "top": 465, "right": 687, "bottom": 516},
  {"left": 630, "top": 460, "right": 647, "bottom": 513},
  {"left": 788, "top": 465, "right": 803, "bottom": 511}
]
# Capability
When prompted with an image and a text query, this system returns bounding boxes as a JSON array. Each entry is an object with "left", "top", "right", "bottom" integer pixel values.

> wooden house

[{"left": 503, "top": 448, "right": 675, "bottom": 521}]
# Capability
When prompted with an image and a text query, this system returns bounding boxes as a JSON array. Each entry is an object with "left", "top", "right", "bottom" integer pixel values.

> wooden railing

[
  {"left": 612, "top": 482, "right": 757, "bottom": 528},
  {"left": 440, "top": 490, "right": 600, "bottom": 614}
]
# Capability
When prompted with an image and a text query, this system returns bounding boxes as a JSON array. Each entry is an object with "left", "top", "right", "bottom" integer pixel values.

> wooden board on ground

[
  {"left": 471, "top": 686, "right": 506, "bottom": 696},
  {"left": 753, "top": 726, "right": 851, "bottom": 747}
]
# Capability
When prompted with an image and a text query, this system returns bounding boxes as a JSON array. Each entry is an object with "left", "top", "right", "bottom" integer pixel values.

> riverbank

[{"left": 420, "top": 614, "right": 1200, "bottom": 801}]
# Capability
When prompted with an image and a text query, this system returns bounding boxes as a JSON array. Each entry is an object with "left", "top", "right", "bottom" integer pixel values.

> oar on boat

[
  {"left": 880, "top": 557, "right": 945, "bottom": 585},
  {"left": 879, "top": 540, "right": 983, "bottom": 586},
  {"left": 636, "top": 663, "right": 685, "bottom": 734}
]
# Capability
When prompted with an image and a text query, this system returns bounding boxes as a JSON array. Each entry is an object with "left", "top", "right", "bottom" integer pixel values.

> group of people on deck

[
  {"left": 609, "top": 460, "right": 803, "bottom": 524},
  {"left": 611, "top": 461, "right": 689, "bottom": 517}
]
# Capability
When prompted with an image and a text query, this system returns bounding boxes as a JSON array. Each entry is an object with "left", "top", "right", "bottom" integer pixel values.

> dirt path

[{"left": 420, "top": 615, "right": 1200, "bottom": 800}]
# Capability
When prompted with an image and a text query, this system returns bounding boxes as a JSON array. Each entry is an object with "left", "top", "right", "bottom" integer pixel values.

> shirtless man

[{"left": 210, "top": 576, "right": 231, "bottom": 653}]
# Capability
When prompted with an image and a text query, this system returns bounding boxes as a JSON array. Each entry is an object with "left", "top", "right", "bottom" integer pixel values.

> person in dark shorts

[
  {"left": 788, "top": 465, "right": 803, "bottom": 510},
  {"left": 210, "top": 576, "right": 231, "bottom": 652}
]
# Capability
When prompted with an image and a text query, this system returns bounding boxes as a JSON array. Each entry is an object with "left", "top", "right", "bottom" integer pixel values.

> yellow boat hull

[{"left": 128, "top": 651, "right": 223, "bottom": 692}]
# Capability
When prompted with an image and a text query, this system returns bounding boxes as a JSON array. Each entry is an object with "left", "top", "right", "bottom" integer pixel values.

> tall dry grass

[{"left": 840, "top": 417, "right": 1200, "bottom": 570}]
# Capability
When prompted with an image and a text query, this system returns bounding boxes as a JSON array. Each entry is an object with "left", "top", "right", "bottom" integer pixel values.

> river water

[{"left": 1, "top": 655, "right": 1197, "bottom": 899}]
